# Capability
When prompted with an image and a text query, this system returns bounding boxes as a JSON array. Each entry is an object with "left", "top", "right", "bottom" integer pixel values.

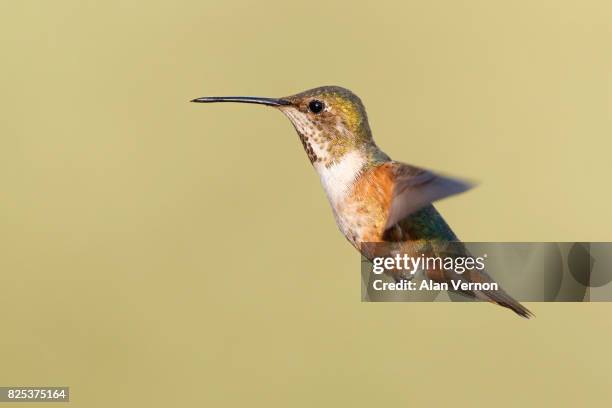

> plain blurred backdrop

[{"left": 1, "top": 1, "right": 611, "bottom": 406}]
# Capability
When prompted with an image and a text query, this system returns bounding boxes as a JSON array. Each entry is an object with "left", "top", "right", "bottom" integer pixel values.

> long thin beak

[{"left": 190, "top": 96, "right": 291, "bottom": 106}]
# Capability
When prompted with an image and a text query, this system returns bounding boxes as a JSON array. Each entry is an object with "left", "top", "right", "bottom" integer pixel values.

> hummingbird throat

[{"left": 282, "top": 108, "right": 360, "bottom": 167}]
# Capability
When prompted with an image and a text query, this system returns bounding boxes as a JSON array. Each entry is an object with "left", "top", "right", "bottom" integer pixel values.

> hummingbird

[{"left": 192, "top": 86, "right": 532, "bottom": 318}]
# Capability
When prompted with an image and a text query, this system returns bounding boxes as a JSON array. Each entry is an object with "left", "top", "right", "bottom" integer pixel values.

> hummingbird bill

[{"left": 192, "top": 86, "right": 532, "bottom": 318}]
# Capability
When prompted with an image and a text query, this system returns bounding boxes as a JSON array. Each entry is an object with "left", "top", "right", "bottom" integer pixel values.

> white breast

[{"left": 315, "top": 150, "right": 366, "bottom": 206}]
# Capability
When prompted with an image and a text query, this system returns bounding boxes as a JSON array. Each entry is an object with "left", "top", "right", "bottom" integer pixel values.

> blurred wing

[{"left": 384, "top": 162, "right": 474, "bottom": 230}]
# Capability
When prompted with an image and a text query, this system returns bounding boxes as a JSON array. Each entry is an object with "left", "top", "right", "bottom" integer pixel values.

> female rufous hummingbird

[{"left": 192, "top": 86, "right": 531, "bottom": 318}]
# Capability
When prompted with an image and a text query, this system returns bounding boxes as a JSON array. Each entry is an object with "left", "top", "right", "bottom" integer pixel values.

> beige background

[{"left": 1, "top": 1, "right": 611, "bottom": 406}]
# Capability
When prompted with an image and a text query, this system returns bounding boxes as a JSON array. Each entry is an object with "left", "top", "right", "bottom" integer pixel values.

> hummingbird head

[
  {"left": 276, "top": 86, "right": 375, "bottom": 166},
  {"left": 192, "top": 86, "right": 380, "bottom": 167}
]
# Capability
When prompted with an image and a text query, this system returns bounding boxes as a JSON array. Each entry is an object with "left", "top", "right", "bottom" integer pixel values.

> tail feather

[
  {"left": 483, "top": 289, "right": 533, "bottom": 319},
  {"left": 456, "top": 256, "right": 533, "bottom": 318},
  {"left": 425, "top": 261, "right": 534, "bottom": 318}
]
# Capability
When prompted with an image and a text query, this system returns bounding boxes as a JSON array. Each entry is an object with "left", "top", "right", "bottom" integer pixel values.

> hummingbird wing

[{"left": 384, "top": 162, "right": 474, "bottom": 230}]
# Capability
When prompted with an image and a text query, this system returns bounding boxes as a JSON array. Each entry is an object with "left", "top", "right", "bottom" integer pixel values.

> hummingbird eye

[{"left": 308, "top": 100, "right": 325, "bottom": 114}]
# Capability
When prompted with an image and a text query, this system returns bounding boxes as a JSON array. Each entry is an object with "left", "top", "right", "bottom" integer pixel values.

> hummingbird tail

[{"left": 483, "top": 290, "right": 533, "bottom": 319}]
